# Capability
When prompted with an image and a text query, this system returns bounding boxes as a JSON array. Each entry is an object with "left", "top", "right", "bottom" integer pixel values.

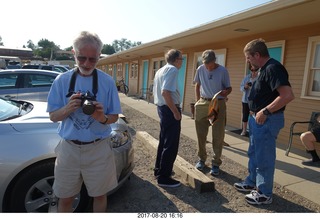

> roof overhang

[{"left": 98, "top": 0, "right": 320, "bottom": 65}]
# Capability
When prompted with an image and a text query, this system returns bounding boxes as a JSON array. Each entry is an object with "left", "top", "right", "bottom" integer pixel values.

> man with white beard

[{"left": 47, "top": 31, "right": 121, "bottom": 212}]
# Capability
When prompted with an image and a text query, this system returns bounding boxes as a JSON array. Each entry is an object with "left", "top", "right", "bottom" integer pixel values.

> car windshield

[{"left": 0, "top": 98, "right": 33, "bottom": 121}]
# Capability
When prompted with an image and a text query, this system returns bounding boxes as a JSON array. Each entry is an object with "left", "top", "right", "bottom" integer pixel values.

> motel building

[{"left": 96, "top": 0, "right": 320, "bottom": 154}]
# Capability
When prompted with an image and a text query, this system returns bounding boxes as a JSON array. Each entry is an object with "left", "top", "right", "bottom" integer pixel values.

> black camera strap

[{"left": 66, "top": 68, "right": 98, "bottom": 98}]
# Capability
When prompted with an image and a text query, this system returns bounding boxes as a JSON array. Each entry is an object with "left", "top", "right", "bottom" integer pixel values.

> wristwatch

[
  {"left": 262, "top": 108, "right": 271, "bottom": 116},
  {"left": 100, "top": 115, "right": 109, "bottom": 124}
]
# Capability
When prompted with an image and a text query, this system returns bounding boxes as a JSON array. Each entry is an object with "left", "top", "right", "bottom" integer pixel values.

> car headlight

[{"left": 110, "top": 130, "right": 129, "bottom": 148}]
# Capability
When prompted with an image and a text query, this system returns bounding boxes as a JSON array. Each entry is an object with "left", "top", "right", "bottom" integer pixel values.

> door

[
  {"left": 125, "top": 63, "right": 129, "bottom": 86},
  {"left": 178, "top": 55, "right": 187, "bottom": 107},
  {"left": 142, "top": 61, "right": 149, "bottom": 97}
]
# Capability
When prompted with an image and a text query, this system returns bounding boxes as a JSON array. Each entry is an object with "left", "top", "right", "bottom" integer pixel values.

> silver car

[
  {"left": 0, "top": 69, "right": 61, "bottom": 102},
  {"left": 0, "top": 98, "right": 134, "bottom": 212}
]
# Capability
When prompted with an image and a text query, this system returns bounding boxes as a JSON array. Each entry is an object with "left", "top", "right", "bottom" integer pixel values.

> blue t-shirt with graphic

[{"left": 47, "top": 69, "right": 122, "bottom": 141}]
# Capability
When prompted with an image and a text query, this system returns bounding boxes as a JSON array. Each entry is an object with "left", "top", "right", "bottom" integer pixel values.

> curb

[{"left": 136, "top": 131, "right": 215, "bottom": 193}]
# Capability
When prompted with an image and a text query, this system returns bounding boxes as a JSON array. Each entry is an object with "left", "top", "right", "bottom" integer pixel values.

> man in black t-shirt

[{"left": 234, "top": 38, "right": 295, "bottom": 205}]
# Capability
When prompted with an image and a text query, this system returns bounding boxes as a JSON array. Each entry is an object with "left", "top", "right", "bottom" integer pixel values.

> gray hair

[
  {"left": 73, "top": 31, "right": 103, "bottom": 53},
  {"left": 202, "top": 49, "right": 216, "bottom": 64},
  {"left": 165, "top": 49, "right": 182, "bottom": 64}
]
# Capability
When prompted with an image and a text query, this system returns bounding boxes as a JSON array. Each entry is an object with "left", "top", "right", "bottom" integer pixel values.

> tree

[
  {"left": 65, "top": 46, "right": 73, "bottom": 51},
  {"left": 33, "top": 39, "right": 60, "bottom": 60},
  {"left": 26, "top": 40, "right": 35, "bottom": 50},
  {"left": 112, "top": 38, "right": 142, "bottom": 52},
  {"left": 102, "top": 44, "right": 115, "bottom": 55}
]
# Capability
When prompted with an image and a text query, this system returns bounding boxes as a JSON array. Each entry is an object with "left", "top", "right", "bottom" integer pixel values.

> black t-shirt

[{"left": 248, "top": 58, "right": 291, "bottom": 113}]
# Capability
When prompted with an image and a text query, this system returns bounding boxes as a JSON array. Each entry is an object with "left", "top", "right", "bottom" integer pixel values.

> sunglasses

[{"left": 76, "top": 56, "right": 98, "bottom": 63}]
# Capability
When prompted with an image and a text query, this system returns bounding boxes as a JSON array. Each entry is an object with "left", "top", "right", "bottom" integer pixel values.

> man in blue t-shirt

[{"left": 47, "top": 31, "right": 121, "bottom": 212}]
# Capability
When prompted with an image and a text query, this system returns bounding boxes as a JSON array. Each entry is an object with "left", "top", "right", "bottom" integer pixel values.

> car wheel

[{"left": 8, "top": 161, "right": 90, "bottom": 212}]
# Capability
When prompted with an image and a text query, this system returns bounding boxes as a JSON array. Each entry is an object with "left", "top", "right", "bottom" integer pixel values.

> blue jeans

[
  {"left": 244, "top": 112, "right": 284, "bottom": 197},
  {"left": 155, "top": 105, "right": 181, "bottom": 178}
]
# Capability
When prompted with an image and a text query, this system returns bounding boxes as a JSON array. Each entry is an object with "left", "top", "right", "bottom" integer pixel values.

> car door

[
  {"left": 17, "top": 73, "right": 57, "bottom": 102},
  {"left": 0, "top": 73, "right": 20, "bottom": 100}
]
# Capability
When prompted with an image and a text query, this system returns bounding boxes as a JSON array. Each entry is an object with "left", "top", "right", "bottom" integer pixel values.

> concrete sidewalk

[{"left": 119, "top": 93, "right": 320, "bottom": 206}]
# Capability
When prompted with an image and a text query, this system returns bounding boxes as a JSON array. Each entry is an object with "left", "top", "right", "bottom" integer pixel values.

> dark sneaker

[
  {"left": 157, "top": 177, "right": 181, "bottom": 188},
  {"left": 154, "top": 169, "right": 175, "bottom": 179},
  {"left": 210, "top": 166, "right": 220, "bottom": 176},
  {"left": 234, "top": 181, "right": 256, "bottom": 192},
  {"left": 302, "top": 159, "right": 320, "bottom": 167},
  {"left": 245, "top": 190, "right": 272, "bottom": 205},
  {"left": 195, "top": 160, "right": 205, "bottom": 171},
  {"left": 210, "top": 165, "right": 220, "bottom": 176}
]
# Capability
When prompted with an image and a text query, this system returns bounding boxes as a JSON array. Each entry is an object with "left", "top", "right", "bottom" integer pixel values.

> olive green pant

[{"left": 194, "top": 99, "right": 226, "bottom": 166}]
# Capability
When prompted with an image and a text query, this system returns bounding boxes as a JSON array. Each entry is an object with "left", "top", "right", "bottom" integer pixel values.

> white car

[{"left": 0, "top": 97, "right": 134, "bottom": 212}]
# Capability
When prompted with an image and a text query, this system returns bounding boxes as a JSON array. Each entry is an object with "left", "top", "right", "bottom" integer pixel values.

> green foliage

[
  {"left": 112, "top": 38, "right": 142, "bottom": 52},
  {"left": 64, "top": 46, "right": 73, "bottom": 51},
  {"left": 102, "top": 44, "right": 115, "bottom": 55},
  {"left": 26, "top": 40, "right": 35, "bottom": 50}
]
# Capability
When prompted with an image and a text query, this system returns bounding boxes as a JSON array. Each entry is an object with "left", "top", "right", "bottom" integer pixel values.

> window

[
  {"left": 130, "top": 62, "right": 138, "bottom": 78},
  {"left": 151, "top": 58, "right": 165, "bottom": 79},
  {"left": 117, "top": 63, "right": 123, "bottom": 77},
  {"left": 27, "top": 74, "right": 56, "bottom": 87},
  {"left": 302, "top": 36, "right": 320, "bottom": 98},
  {"left": 192, "top": 49, "right": 227, "bottom": 85},
  {"left": 266, "top": 40, "right": 285, "bottom": 64},
  {"left": 0, "top": 74, "right": 18, "bottom": 89},
  {"left": 108, "top": 65, "right": 113, "bottom": 75}
]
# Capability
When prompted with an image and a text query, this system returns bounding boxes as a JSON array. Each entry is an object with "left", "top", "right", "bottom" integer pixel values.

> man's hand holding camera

[
  {"left": 67, "top": 92, "right": 106, "bottom": 124},
  {"left": 67, "top": 92, "right": 82, "bottom": 113}
]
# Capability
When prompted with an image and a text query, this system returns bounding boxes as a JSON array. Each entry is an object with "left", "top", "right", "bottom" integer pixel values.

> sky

[{"left": 1, "top": 0, "right": 272, "bottom": 50}]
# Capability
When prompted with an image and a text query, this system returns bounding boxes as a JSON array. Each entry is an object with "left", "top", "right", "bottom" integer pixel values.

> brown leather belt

[
  {"left": 71, "top": 138, "right": 101, "bottom": 145},
  {"left": 201, "top": 97, "right": 212, "bottom": 101}
]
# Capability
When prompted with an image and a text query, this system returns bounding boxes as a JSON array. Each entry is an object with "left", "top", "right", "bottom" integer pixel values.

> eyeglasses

[{"left": 76, "top": 56, "right": 99, "bottom": 63}]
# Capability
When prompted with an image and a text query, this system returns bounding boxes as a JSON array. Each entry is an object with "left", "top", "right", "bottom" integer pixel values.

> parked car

[
  {"left": 0, "top": 97, "right": 134, "bottom": 212},
  {"left": 6, "top": 64, "right": 21, "bottom": 69},
  {"left": 22, "top": 64, "right": 70, "bottom": 73},
  {"left": 0, "top": 69, "right": 60, "bottom": 102}
]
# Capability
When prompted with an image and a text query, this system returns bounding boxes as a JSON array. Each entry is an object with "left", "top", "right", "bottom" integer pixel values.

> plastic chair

[{"left": 286, "top": 112, "right": 320, "bottom": 156}]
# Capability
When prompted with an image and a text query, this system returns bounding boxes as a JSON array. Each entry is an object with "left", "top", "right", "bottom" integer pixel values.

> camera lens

[{"left": 82, "top": 100, "right": 95, "bottom": 115}]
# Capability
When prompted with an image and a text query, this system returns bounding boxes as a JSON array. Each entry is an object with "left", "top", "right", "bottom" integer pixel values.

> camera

[
  {"left": 79, "top": 91, "right": 96, "bottom": 115},
  {"left": 247, "top": 82, "right": 252, "bottom": 87}
]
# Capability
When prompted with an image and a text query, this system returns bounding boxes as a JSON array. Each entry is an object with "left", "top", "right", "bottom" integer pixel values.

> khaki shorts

[{"left": 53, "top": 138, "right": 118, "bottom": 198}]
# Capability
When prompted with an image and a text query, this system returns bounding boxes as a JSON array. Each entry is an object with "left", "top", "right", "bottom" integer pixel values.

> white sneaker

[
  {"left": 240, "top": 131, "right": 247, "bottom": 136},
  {"left": 245, "top": 190, "right": 272, "bottom": 205}
]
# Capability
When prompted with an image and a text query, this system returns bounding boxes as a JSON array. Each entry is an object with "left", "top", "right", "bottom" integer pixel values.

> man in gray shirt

[{"left": 194, "top": 49, "right": 232, "bottom": 176}]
